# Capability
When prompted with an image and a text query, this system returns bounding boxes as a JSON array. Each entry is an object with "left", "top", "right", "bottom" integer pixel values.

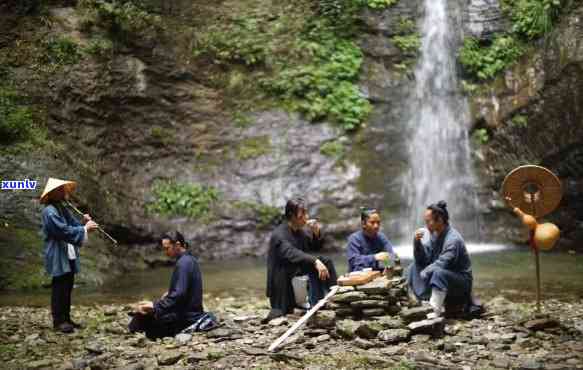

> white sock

[{"left": 428, "top": 288, "right": 446, "bottom": 318}]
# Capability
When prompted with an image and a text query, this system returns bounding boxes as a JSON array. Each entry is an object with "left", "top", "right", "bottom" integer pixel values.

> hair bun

[{"left": 437, "top": 201, "right": 447, "bottom": 210}]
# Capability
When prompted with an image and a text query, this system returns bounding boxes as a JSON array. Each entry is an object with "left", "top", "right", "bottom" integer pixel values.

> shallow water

[{"left": 1, "top": 245, "right": 582, "bottom": 307}]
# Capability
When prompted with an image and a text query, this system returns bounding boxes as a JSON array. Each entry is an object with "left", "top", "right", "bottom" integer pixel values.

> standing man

[
  {"left": 40, "top": 178, "right": 99, "bottom": 333},
  {"left": 129, "top": 231, "right": 206, "bottom": 339},
  {"left": 264, "top": 197, "right": 338, "bottom": 323},
  {"left": 406, "top": 201, "right": 473, "bottom": 318},
  {"left": 346, "top": 208, "right": 398, "bottom": 272}
]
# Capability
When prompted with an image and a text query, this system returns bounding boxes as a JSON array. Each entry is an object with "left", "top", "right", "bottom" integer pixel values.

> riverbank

[{"left": 1, "top": 294, "right": 582, "bottom": 370}]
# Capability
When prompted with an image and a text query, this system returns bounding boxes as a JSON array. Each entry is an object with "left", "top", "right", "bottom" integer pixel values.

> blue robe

[
  {"left": 346, "top": 230, "right": 397, "bottom": 272},
  {"left": 407, "top": 226, "right": 473, "bottom": 303},
  {"left": 153, "top": 251, "right": 204, "bottom": 324},
  {"left": 41, "top": 203, "right": 85, "bottom": 277}
]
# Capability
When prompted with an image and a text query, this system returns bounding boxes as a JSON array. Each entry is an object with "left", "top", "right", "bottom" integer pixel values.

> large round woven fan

[{"left": 502, "top": 165, "right": 562, "bottom": 218}]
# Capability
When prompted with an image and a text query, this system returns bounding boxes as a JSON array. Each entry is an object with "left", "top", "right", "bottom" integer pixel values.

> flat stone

[
  {"left": 362, "top": 308, "right": 387, "bottom": 317},
  {"left": 174, "top": 333, "right": 192, "bottom": 345},
  {"left": 386, "top": 305, "right": 401, "bottom": 315},
  {"left": 269, "top": 317, "right": 288, "bottom": 327},
  {"left": 519, "top": 358, "right": 543, "bottom": 370},
  {"left": 186, "top": 352, "right": 209, "bottom": 363},
  {"left": 376, "top": 316, "right": 405, "bottom": 329},
  {"left": 356, "top": 278, "right": 391, "bottom": 294},
  {"left": 315, "top": 334, "right": 331, "bottom": 343},
  {"left": 337, "top": 286, "right": 355, "bottom": 294},
  {"left": 378, "top": 329, "right": 410, "bottom": 344},
  {"left": 353, "top": 337, "right": 377, "bottom": 349},
  {"left": 413, "top": 351, "right": 438, "bottom": 364},
  {"left": 85, "top": 342, "right": 105, "bottom": 354},
  {"left": 408, "top": 317, "right": 445, "bottom": 337},
  {"left": 233, "top": 315, "right": 257, "bottom": 322},
  {"left": 335, "top": 319, "right": 360, "bottom": 339},
  {"left": 157, "top": 351, "right": 183, "bottom": 366},
  {"left": 355, "top": 322, "right": 384, "bottom": 339},
  {"left": 501, "top": 333, "right": 517, "bottom": 343},
  {"left": 524, "top": 318, "right": 559, "bottom": 331},
  {"left": 27, "top": 359, "right": 56, "bottom": 369},
  {"left": 332, "top": 291, "right": 367, "bottom": 303},
  {"left": 208, "top": 328, "right": 236, "bottom": 339},
  {"left": 335, "top": 308, "right": 354, "bottom": 317},
  {"left": 309, "top": 310, "right": 336, "bottom": 329},
  {"left": 401, "top": 306, "right": 433, "bottom": 323},
  {"left": 350, "top": 300, "right": 390, "bottom": 309},
  {"left": 492, "top": 355, "right": 511, "bottom": 369},
  {"left": 304, "top": 328, "right": 328, "bottom": 337}
]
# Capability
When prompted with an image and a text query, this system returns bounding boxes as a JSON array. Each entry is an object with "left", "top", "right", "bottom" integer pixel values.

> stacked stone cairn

[
  {"left": 328, "top": 275, "right": 408, "bottom": 319},
  {"left": 308, "top": 270, "right": 447, "bottom": 345}
]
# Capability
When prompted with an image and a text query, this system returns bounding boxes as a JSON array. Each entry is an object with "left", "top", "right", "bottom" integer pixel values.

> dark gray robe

[
  {"left": 407, "top": 226, "right": 473, "bottom": 304},
  {"left": 266, "top": 223, "right": 336, "bottom": 315}
]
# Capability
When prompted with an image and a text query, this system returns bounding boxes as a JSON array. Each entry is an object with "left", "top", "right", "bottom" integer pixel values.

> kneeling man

[
  {"left": 407, "top": 201, "right": 473, "bottom": 318},
  {"left": 129, "top": 232, "right": 205, "bottom": 339}
]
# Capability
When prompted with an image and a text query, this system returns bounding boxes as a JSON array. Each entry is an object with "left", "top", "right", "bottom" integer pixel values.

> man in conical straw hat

[{"left": 40, "top": 178, "right": 99, "bottom": 333}]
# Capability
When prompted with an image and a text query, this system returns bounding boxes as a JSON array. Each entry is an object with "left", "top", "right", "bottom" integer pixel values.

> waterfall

[{"left": 401, "top": 0, "right": 480, "bottom": 239}]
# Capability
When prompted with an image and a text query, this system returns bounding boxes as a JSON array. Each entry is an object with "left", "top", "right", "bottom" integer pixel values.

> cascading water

[{"left": 401, "top": 0, "right": 480, "bottom": 239}]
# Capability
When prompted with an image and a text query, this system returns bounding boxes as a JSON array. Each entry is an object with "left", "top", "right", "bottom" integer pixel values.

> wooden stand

[{"left": 529, "top": 194, "right": 541, "bottom": 313}]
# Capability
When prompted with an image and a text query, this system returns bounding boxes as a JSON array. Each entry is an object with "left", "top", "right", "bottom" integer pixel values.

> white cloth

[
  {"left": 428, "top": 288, "right": 447, "bottom": 318},
  {"left": 67, "top": 227, "right": 88, "bottom": 260}
]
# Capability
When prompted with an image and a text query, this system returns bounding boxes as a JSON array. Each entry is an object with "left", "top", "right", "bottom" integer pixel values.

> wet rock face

[
  {"left": 463, "top": 0, "right": 510, "bottom": 41},
  {"left": 470, "top": 5, "right": 583, "bottom": 246}
]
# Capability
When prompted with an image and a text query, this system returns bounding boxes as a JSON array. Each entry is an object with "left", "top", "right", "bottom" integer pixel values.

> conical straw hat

[
  {"left": 40, "top": 178, "right": 77, "bottom": 204},
  {"left": 502, "top": 165, "right": 562, "bottom": 218}
]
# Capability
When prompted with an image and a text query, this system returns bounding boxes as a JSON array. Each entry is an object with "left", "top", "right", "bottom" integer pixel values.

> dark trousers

[
  {"left": 51, "top": 260, "right": 76, "bottom": 326},
  {"left": 128, "top": 314, "right": 186, "bottom": 340},
  {"left": 306, "top": 256, "right": 338, "bottom": 306}
]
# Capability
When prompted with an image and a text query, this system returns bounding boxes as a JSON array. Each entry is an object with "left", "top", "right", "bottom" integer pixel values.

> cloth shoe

[{"left": 54, "top": 322, "right": 74, "bottom": 334}]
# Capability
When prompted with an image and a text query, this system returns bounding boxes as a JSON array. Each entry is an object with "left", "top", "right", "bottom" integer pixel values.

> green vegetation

[
  {"left": 472, "top": 128, "right": 490, "bottom": 145},
  {"left": 263, "top": 37, "right": 371, "bottom": 130},
  {"left": 237, "top": 136, "right": 272, "bottom": 160},
  {"left": 234, "top": 201, "right": 281, "bottom": 227},
  {"left": 320, "top": 140, "right": 345, "bottom": 158},
  {"left": 149, "top": 126, "right": 174, "bottom": 145},
  {"left": 232, "top": 111, "right": 254, "bottom": 128},
  {"left": 502, "top": 0, "right": 562, "bottom": 39},
  {"left": 146, "top": 181, "right": 219, "bottom": 220},
  {"left": 78, "top": 0, "right": 163, "bottom": 43},
  {"left": 459, "top": 36, "right": 524, "bottom": 80},
  {"left": 0, "top": 225, "right": 49, "bottom": 290},
  {"left": 43, "top": 36, "right": 81, "bottom": 66},
  {"left": 395, "top": 17, "right": 416, "bottom": 34},
  {"left": 83, "top": 37, "right": 114, "bottom": 58},
  {"left": 0, "top": 85, "right": 34, "bottom": 144},
  {"left": 194, "top": 0, "right": 372, "bottom": 131},
  {"left": 460, "top": 0, "right": 564, "bottom": 80},
  {"left": 358, "top": 0, "right": 399, "bottom": 9},
  {"left": 511, "top": 114, "right": 529, "bottom": 128},
  {"left": 392, "top": 33, "right": 421, "bottom": 54}
]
